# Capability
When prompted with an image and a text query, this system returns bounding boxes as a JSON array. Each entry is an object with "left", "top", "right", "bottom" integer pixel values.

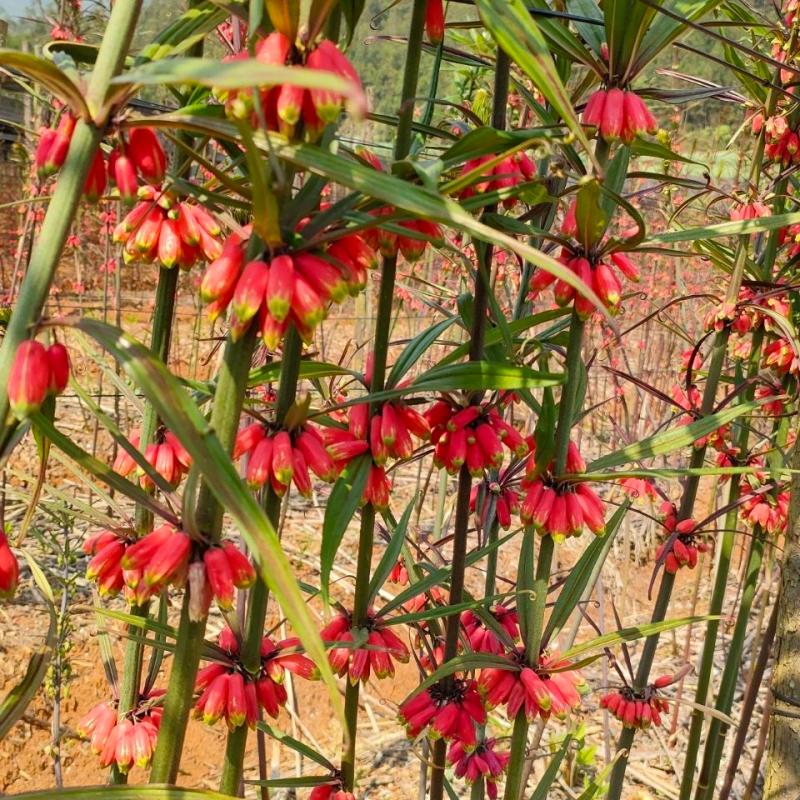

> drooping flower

[
  {"left": 8, "top": 340, "right": 70, "bottom": 418},
  {"left": 519, "top": 440, "right": 605, "bottom": 539},
  {"left": 321, "top": 608, "right": 409, "bottom": 684},
  {"left": 448, "top": 738, "right": 509, "bottom": 799},
  {"left": 582, "top": 88, "right": 657, "bottom": 142},
  {"left": 399, "top": 677, "right": 486, "bottom": 747},
  {"left": 458, "top": 152, "right": 537, "bottom": 208},
  {"left": 0, "top": 531, "right": 19, "bottom": 600},
  {"left": 655, "top": 502, "right": 707, "bottom": 573},
  {"left": 461, "top": 606, "right": 519, "bottom": 655},
  {"left": 112, "top": 427, "right": 192, "bottom": 488}
]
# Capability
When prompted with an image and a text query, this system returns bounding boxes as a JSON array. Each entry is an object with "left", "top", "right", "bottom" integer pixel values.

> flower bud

[
  {"left": 9, "top": 340, "right": 52, "bottom": 417},
  {"left": 128, "top": 128, "right": 167, "bottom": 184},
  {"left": 0, "top": 531, "right": 19, "bottom": 599}
]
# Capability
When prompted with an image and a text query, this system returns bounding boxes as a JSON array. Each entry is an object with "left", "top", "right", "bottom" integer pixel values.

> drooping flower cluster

[
  {"left": 520, "top": 441, "right": 605, "bottom": 539},
  {"left": 470, "top": 473, "right": 521, "bottom": 529},
  {"left": 655, "top": 502, "right": 707, "bottom": 573},
  {"left": 310, "top": 784, "right": 356, "bottom": 800},
  {"left": 195, "top": 626, "right": 316, "bottom": 728},
  {"left": 448, "top": 738, "right": 509, "bottom": 800},
  {"left": 740, "top": 488, "right": 790, "bottom": 534},
  {"left": 759, "top": 114, "right": 800, "bottom": 165},
  {"left": 582, "top": 88, "right": 657, "bottom": 142},
  {"left": 321, "top": 608, "right": 409, "bottom": 684},
  {"left": 461, "top": 606, "right": 519, "bottom": 655},
  {"left": 600, "top": 684, "right": 670, "bottom": 729},
  {"left": 399, "top": 677, "right": 486, "bottom": 747},
  {"left": 458, "top": 151, "right": 537, "bottom": 207},
  {"left": 528, "top": 246, "right": 639, "bottom": 317},
  {"left": 671, "top": 384, "right": 729, "bottom": 450},
  {"left": 479, "top": 648, "right": 588, "bottom": 722},
  {"left": 201, "top": 229, "right": 376, "bottom": 347},
  {"left": 346, "top": 400, "right": 430, "bottom": 464},
  {"left": 215, "top": 33, "right": 365, "bottom": 140},
  {"left": 112, "top": 427, "right": 192, "bottom": 488},
  {"left": 113, "top": 185, "right": 223, "bottom": 269},
  {"left": 234, "top": 422, "right": 337, "bottom": 495},
  {"left": 0, "top": 530, "right": 19, "bottom": 600},
  {"left": 358, "top": 148, "right": 443, "bottom": 261},
  {"left": 84, "top": 524, "right": 255, "bottom": 613},
  {"left": 425, "top": 398, "right": 528, "bottom": 475},
  {"left": 8, "top": 339, "right": 70, "bottom": 418},
  {"left": 77, "top": 691, "right": 163, "bottom": 773},
  {"left": 36, "top": 118, "right": 168, "bottom": 203}
]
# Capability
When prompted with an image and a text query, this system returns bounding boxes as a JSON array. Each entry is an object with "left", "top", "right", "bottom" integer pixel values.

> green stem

[
  {"left": 149, "top": 325, "right": 259, "bottom": 784},
  {"left": 341, "top": 2, "right": 427, "bottom": 788},
  {"left": 678, "top": 332, "right": 765, "bottom": 799},
  {"left": 0, "top": 0, "right": 142, "bottom": 438},
  {"left": 693, "top": 528, "right": 765, "bottom": 799},
  {"left": 218, "top": 327, "right": 303, "bottom": 796},
  {"left": 606, "top": 321, "right": 736, "bottom": 800}
]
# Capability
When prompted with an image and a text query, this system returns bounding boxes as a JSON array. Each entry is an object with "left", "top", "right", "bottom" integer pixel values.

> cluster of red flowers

[
  {"left": 425, "top": 399, "right": 528, "bottom": 475},
  {"left": 321, "top": 609, "right": 409, "bottom": 683},
  {"left": 757, "top": 114, "right": 800, "bottom": 165},
  {"left": 84, "top": 524, "right": 255, "bottom": 613},
  {"left": 470, "top": 474, "right": 520, "bottom": 529},
  {"left": 358, "top": 149, "right": 443, "bottom": 261},
  {"left": 520, "top": 441, "right": 605, "bottom": 539},
  {"left": 113, "top": 185, "right": 223, "bottom": 270},
  {"left": 8, "top": 339, "right": 70, "bottom": 418},
  {"left": 529, "top": 247, "right": 638, "bottom": 317},
  {"left": 36, "top": 118, "right": 168, "bottom": 204},
  {"left": 216, "top": 33, "right": 364, "bottom": 140},
  {"left": 448, "top": 738, "right": 509, "bottom": 800},
  {"left": 461, "top": 606, "right": 518, "bottom": 655},
  {"left": 582, "top": 88, "right": 657, "bottom": 142},
  {"left": 655, "top": 502, "right": 707, "bottom": 573},
  {"left": 310, "top": 785, "right": 356, "bottom": 800},
  {"left": 347, "top": 401, "right": 430, "bottom": 464},
  {"left": 740, "top": 489, "right": 789, "bottom": 534},
  {"left": 479, "top": 648, "right": 587, "bottom": 722},
  {"left": 763, "top": 336, "right": 800, "bottom": 375},
  {"left": 671, "top": 384, "right": 729, "bottom": 450},
  {"left": 195, "top": 627, "right": 315, "bottom": 727},
  {"left": 399, "top": 677, "right": 486, "bottom": 747},
  {"left": 201, "top": 229, "right": 376, "bottom": 347},
  {"left": 234, "top": 422, "right": 337, "bottom": 495},
  {"left": 113, "top": 427, "right": 192, "bottom": 488},
  {"left": 77, "top": 692, "right": 163, "bottom": 773},
  {"left": 600, "top": 680, "right": 670, "bottom": 729},
  {"left": 458, "top": 151, "right": 537, "bottom": 207},
  {"left": 0, "top": 531, "right": 19, "bottom": 600}
]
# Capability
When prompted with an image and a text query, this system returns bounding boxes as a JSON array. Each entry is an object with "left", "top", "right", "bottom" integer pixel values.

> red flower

[
  {"left": 582, "top": 88, "right": 657, "bottom": 142},
  {"left": 655, "top": 504, "right": 707, "bottom": 573},
  {"left": 321, "top": 609, "right": 409, "bottom": 684},
  {"left": 458, "top": 152, "right": 536, "bottom": 208},
  {"left": 448, "top": 738, "right": 509, "bottom": 799},
  {"left": 520, "top": 440, "right": 605, "bottom": 539},
  {"left": 0, "top": 531, "right": 19, "bottom": 600},
  {"left": 601, "top": 675, "right": 674, "bottom": 729},
  {"left": 8, "top": 340, "right": 70, "bottom": 418},
  {"left": 112, "top": 428, "right": 192, "bottom": 488},
  {"left": 461, "top": 606, "right": 518, "bottom": 654},
  {"left": 399, "top": 678, "right": 486, "bottom": 747}
]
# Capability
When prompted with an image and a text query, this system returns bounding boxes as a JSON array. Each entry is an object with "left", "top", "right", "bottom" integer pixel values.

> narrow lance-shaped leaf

[
  {"left": 72, "top": 318, "right": 345, "bottom": 723},
  {"left": 367, "top": 499, "right": 415, "bottom": 605}
]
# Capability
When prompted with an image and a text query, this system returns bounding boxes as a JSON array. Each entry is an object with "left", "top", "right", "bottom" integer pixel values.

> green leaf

[
  {"left": 475, "top": 0, "right": 599, "bottom": 171},
  {"left": 239, "top": 124, "right": 282, "bottom": 247},
  {"left": 543, "top": 502, "right": 629, "bottom": 642},
  {"left": 115, "top": 58, "right": 362, "bottom": 110},
  {"left": 320, "top": 455, "right": 372, "bottom": 607},
  {"left": 387, "top": 316, "right": 458, "bottom": 388},
  {"left": 0, "top": 555, "right": 56, "bottom": 738},
  {"left": 0, "top": 49, "right": 89, "bottom": 117},
  {"left": 528, "top": 735, "right": 572, "bottom": 800},
  {"left": 413, "top": 362, "right": 563, "bottom": 391},
  {"left": 575, "top": 180, "right": 607, "bottom": 251},
  {"left": 562, "top": 615, "right": 717, "bottom": 660},
  {"left": 71, "top": 319, "right": 344, "bottom": 723},
  {"left": 136, "top": 3, "right": 228, "bottom": 64},
  {"left": 629, "top": 137, "right": 704, "bottom": 166},
  {"left": 588, "top": 400, "right": 764, "bottom": 471},
  {"left": 368, "top": 500, "right": 415, "bottom": 606},
  {"left": 645, "top": 210, "right": 800, "bottom": 244},
  {"left": 257, "top": 722, "right": 335, "bottom": 770}
]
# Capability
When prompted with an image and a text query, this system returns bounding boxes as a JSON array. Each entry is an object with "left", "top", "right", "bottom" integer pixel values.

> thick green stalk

[
  {"left": 340, "top": 2, "right": 427, "bottom": 789},
  {"left": 429, "top": 48, "right": 511, "bottom": 800},
  {"left": 606, "top": 312, "right": 739, "bottom": 800},
  {"left": 693, "top": 528, "right": 766, "bottom": 798},
  {"left": 219, "top": 327, "right": 303, "bottom": 795},
  {"left": 0, "top": 0, "right": 142, "bottom": 438},
  {"left": 678, "top": 332, "right": 765, "bottom": 799},
  {"left": 149, "top": 326, "right": 259, "bottom": 784}
]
